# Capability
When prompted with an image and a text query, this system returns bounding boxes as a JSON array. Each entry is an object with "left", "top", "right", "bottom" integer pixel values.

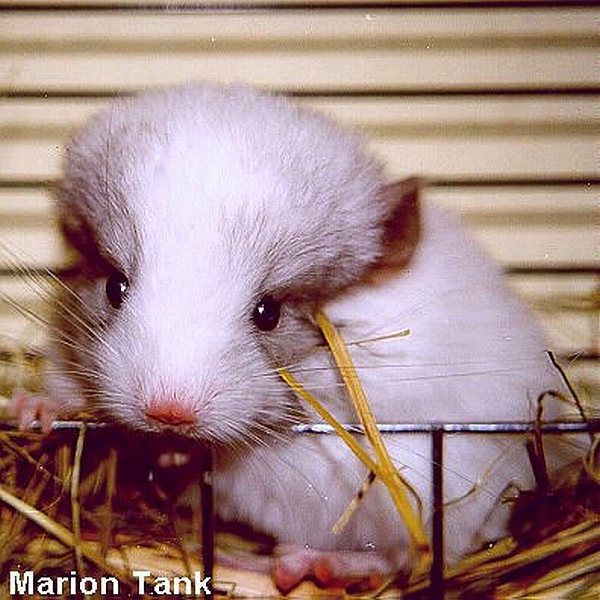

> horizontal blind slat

[
  {"left": 2, "top": 8, "right": 599, "bottom": 41},
  {"left": 1, "top": 48, "right": 596, "bottom": 91}
]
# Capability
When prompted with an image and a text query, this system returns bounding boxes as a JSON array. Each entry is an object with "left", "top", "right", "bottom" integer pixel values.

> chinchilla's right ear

[{"left": 364, "top": 177, "right": 422, "bottom": 282}]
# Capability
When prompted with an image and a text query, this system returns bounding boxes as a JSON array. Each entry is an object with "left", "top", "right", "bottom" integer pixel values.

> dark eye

[
  {"left": 106, "top": 271, "right": 129, "bottom": 309},
  {"left": 252, "top": 295, "right": 281, "bottom": 331}
]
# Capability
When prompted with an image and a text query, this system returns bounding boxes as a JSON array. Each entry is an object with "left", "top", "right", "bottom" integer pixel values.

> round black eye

[
  {"left": 106, "top": 271, "right": 129, "bottom": 309},
  {"left": 252, "top": 295, "right": 281, "bottom": 331}
]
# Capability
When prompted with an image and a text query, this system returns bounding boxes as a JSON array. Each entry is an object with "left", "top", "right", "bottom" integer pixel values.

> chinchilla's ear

[{"left": 366, "top": 177, "right": 422, "bottom": 281}]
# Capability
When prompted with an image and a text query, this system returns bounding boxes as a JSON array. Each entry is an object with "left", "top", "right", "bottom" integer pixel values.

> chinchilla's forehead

[{"left": 61, "top": 84, "right": 388, "bottom": 293}]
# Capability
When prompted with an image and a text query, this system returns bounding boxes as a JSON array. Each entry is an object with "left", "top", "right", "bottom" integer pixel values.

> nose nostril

[{"left": 145, "top": 397, "right": 196, "bottom": 426}]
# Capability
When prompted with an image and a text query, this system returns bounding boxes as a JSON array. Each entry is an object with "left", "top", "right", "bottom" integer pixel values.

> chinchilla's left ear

[{"left": 366, "top": 177, "right": 422, "bottom": 280}]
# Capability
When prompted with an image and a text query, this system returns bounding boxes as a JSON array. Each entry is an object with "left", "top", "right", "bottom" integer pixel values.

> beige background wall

[{"left": 0, "top": 0, "right": 598, "bottom": 395}]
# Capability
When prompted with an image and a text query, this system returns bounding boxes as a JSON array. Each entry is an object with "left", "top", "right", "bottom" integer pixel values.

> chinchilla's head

[{"left": 52, "top": 84, "right": 420, "bottom": 445}]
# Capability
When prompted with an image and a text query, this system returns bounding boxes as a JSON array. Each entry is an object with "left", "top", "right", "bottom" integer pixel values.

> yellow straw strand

[
  {"left": 314, "top": 310, "right": 431, "bottom": 572},
  {"left": 277, "top": 368, "right": 379, "bottom": 475},
  {"left": 0, "top": 482, "right": 123, "bottom": 578},
  {"left": 332, "top": 470, "right": 377, "bottom": 535}
]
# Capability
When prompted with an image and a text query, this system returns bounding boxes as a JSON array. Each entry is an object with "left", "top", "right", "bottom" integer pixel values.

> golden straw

[
  {"left": 277, "top": 368, "right": 379, "bottom": 475},
  {"left": 0, "top": 482, "right": 122, "bottom": 579},
  {"left": 315, "top": 311, "right": 430, "bottom": 571},
  {"left": 279, "top": 310, "right": 431, "bottom": 577}
]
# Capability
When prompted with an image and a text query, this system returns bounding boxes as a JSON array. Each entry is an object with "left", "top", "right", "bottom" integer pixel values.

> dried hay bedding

[
  {"left": 0, "top": 415, "right": 597, "bottom": 599},
  {"left": 0, "top": 318, "right": 598, "bottom": 598}
]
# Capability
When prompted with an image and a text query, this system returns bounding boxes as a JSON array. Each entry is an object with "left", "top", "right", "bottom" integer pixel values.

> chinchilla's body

[{"left": 12, "top": 84, "right": 568, "bottom": 590}]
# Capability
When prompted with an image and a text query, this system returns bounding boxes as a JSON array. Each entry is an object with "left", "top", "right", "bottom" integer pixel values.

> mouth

[{"left": 136, "top": 417, "right": 205, "bottom": 440}]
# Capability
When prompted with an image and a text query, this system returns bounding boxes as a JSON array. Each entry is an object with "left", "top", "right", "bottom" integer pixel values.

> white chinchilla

[{"left": 13, "top": 84, "right": 571, "bottom": 592}]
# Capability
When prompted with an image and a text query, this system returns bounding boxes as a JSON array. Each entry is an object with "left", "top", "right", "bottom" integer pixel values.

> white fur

[
  {"left": 213, "top": 202, "right": 564, "bottom": 567},
  {"left": 48, "top": 84, "right": 572, "bottom": 578}
]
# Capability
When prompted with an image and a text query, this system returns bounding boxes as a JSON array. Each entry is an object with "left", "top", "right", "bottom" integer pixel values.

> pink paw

[
  {"left": 273, "top": 547, "right": 389, "bottom": 594},
  {"left": 8, "top": 389, "right": 59, "bottom": 432}
]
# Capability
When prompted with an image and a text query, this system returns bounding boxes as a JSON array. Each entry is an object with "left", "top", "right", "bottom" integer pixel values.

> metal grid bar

[
  {"left": 431, "top": 429, "right": 445, "bottom": 599},
  {"left": 295, "top": 419, "right": 599, "bottom": 599},
  {"left": 291, "top": 421, "right": 600, "bottom": 434},
  {"left": 199, "top": 450, "right": 215, "bottom": 592},
  {"left": 21, "top": 418, "right": 600, "bottom": 434}
]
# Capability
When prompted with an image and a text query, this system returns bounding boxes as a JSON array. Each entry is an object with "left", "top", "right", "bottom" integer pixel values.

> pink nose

[{"left": 145, "top": 397, "right": 196, "bottom": 426}]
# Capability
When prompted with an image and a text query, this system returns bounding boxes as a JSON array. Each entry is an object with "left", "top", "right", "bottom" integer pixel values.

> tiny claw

[{"left": 313, "top": 556, "right": 383, "bottom": 591}]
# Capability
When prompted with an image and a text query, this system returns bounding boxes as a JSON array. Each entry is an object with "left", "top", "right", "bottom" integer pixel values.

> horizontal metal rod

[
  {"left": 291, "top": 420, "right": 600, "bottom": 434},
  {"left": 3, "top": 419, "right": 597, "bottom": 434}
]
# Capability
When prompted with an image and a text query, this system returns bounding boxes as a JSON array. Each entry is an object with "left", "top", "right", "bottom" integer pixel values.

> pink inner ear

[{"left": 372, "top": 177, "right": 422, "bottom": 276}]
